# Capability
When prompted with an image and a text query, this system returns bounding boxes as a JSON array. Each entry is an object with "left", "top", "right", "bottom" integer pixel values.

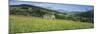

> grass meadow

[{"left": 9, "top": 15, "right": 93, "bottom": 34}]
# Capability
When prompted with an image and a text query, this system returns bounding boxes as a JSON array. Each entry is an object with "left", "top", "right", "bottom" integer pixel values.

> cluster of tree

[
  {"left": 77, "top": 10, "right": 94, "bottom": 23},
  {"left": 55, "top": 10, "right": 94, "bottom": 23},
  {"left": 10, "top": 4, "right": 94, "bottom": 23}
]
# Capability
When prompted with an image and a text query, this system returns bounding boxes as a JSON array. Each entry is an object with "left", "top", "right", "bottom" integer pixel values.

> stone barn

[{"left": 43, "top": 12, "right": 55, "bottom": 20}]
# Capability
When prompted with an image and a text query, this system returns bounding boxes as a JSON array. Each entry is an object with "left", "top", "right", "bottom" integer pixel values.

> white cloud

[{"left": 19, "top": 0, "right": 94, "bottom": 5}]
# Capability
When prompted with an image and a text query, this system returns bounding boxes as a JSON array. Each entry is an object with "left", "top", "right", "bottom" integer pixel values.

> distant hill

[
  {"left": 10, "top": 4, "right": 67, "bottom": 17},
  {"left": 10, "top": 4, "right": 64, "bottom": 13},
  {"left": 10, "top": 1, "right": 94, "bottom": 12}
]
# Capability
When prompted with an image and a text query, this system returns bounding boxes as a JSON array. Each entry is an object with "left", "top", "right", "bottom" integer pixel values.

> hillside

[
  {"left": 10, "top": 4, "right": 64, "bottom": 15},
  {"left": 10, "top": 4, "right": 94, "bottom": 23}
]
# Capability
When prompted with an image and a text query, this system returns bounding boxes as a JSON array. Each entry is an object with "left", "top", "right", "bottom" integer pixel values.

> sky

[
  {"left": 9, "top": 0, "right": 94, "bottom": 12},
  {"left": 20, "top": 0, "right": 94, "bottom": 5}
]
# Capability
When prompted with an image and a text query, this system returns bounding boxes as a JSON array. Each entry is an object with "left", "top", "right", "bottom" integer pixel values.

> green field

[{"left": 9, "top": 15, "right": 93, "bottom": 34}]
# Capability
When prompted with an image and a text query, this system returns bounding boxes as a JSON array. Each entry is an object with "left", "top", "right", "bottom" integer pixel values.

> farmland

[{"left": 9, "top": 15, "right": 93, "bottom": 34}]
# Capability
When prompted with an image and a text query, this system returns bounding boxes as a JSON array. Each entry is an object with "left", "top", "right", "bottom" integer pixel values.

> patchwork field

[{"left": 9, "top": 15, "right": 93, "bottom": 34}]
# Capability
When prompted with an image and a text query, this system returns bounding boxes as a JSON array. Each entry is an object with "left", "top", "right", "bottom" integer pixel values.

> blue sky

[{"left": 10, "top": 0, "right": 94, "bottom": 12}]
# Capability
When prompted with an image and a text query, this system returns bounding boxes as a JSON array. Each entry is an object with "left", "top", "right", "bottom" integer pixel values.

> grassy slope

[{"left": 9, "top": 15, "right": 93, "bottom": 34}]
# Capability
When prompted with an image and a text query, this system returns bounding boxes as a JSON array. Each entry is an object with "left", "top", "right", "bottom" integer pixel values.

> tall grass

[{"left": 9, "top": 15, "right": 93, "bottom": 34}]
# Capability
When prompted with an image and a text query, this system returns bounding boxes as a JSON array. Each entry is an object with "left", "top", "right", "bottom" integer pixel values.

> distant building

[{"left": 43, "top": 13, "right": 55, "bottom": 20}]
